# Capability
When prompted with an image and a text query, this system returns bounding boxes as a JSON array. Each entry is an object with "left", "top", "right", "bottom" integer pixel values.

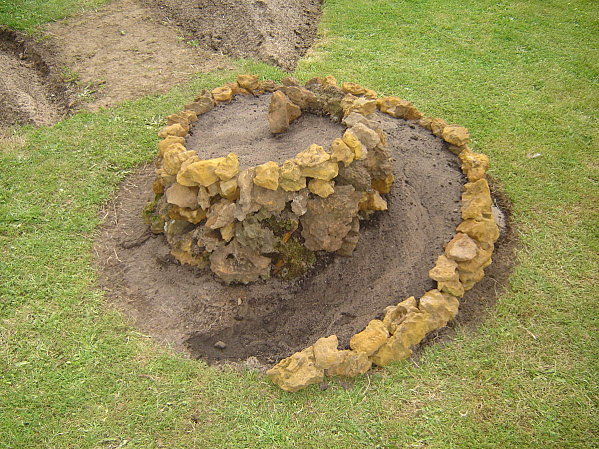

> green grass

[{"left": 1, "top": 0, "right": 598, "bottom": 447}]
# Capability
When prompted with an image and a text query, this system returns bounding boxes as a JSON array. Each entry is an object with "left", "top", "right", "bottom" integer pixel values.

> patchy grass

[{"left": 1, "top": 0, "right": 598, "bottom": 448}]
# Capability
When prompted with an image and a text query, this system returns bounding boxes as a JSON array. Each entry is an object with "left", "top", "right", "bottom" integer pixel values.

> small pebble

[{"left": 214, "top": 341, "right": 227, "bottom": 350}]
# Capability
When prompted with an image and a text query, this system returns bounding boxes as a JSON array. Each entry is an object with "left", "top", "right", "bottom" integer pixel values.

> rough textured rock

[
  {"left": 212, "top": 85, "right": 233, "bottom": 103},
  {"left": 294, "top": 144, "right": 330, "bottom": 167},
  {"left": 349, "top": 123, "right": 381, "bottom": 150},
  {"left": 266, "top": 346, "right": 324, "bottom": 392},
  {"left": 252, "top": 185, "right": 288, "bottom": 213},
  {"left": 371, "top": 174, "right": 395, "bottom": 194},
  {"left": 162, "top": 144, "right": 197, "bottom": 175},
  {"left": 349, "top": 319, "right": 390, "bottom": 356},
  {"left": 158, "top": 135, "right": 186, "bottom": 157},
  {"left": 456, "top": 217, "right": 500, "bottom": 249},
  {"left": 214, "top": 153, "right": 239, "bottom": 181},
  {"left": 377, "top": 96, "right": 422, "bottom": 120},
  {"left": 268, "top": 90, "right": 302, "bottom": 134},
  {"left": 342, "top": 112, "right": 376, "bottom": 129},
  {"left": 235, "top": 218, "right": 277, "bottom": 253},
  {"left": 308, "top": 179, "right": 335, "bottom": 198},
  {"left": 158, "top": 123, "right": 188, "bottom": 138},
  {"left": 168, "top": 205, "right": 206, "bottom": 224},
  {"left": 461, "top": 179, "right": 492, "bottom": 220},
  {"left": 442, "top": 124, "right": 470, "bottom": 147},
  {"left": 335, "top": 217, "right": 360, "bottom": 256},
  {"left": 430, "top": 118, "right": 448, "bottom": 137},
  {"left": 300, "top": 161, "right": 339, "bottom": 181},
  {"left": 330, "top": 138, "right": 354, "bottom": 166},
  {"left": 209, "top": 241, "right": 271, "bottom": 284},
  {"left": 459, "top": 147, "right": 490, "bottom": 181},
  {"left": 165, "top": 183, "right": 199, "bottom": 209},
  {"left": 359, "top": 191, "right": 388, "bottom": 211},
  {"left": 313, "top": 335, "right": 345, "bottom": 369},
  {"left": 279, "top": 160, "right": 306, "bottom": 192},
  {"left": 344, "top": 96, "right": 377, "bottom": 116},
  {"left": 444, "top": 232, "right": 478, "bottom": 262},
  {"left": 253, "top": 161, "right": 280, "bottom": 190},
  {"left": 236, "top": 74, "right": 260, "bottom": 92},
  {"left": 342, "top": 128, "right": 367, "bottom": 160},
  {"left": 325, "top": 350, "right": 372, "bottom": 377},
  {"left": 177, "top": 158, "right": 224, "bottom": 187},
  {"left": 300, "top": 185, "right": 362, "bottom": 251},
  {"left": 418, "top": 289, "right": 459, "bottom": 329},
  {"left": 205, "top": 200, "right": 236, "bottom": 229},
  {"left": 382, "top": 296, "right": 419, "bottom": 334}
]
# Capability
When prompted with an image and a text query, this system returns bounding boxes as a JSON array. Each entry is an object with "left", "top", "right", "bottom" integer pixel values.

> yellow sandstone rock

[
  {"left": 349, "top": 319, "right": 390, "bottom": 356},
  {"left": 219, "top": 177, "right": 239, "bottom": 200},
  {"left": 342, "top": 129, "right": 367, "bottom": 160},
  {"left": 430, "top": 118, "right": 448, "bottom": 137},
  {"left": 325, "top": 350, "right": 372, "bottom": 377},
  {"left": 253, "top": 161, "right": 280, "bottom": 190},
  {"left": 214, "top": 153, "right": 240, "bottom": 181},
  {"left": 313, "top": 335, "right": 345, "bottom": 369},
  {"left": 163, "top": 145, "right": 197, "bottom": 175},
  {"left": 158, "top": 123, "right": 188, "bottom": 138},
  {"left": 308, "top": 179, "right": 335, "bottom": 198},
  {"left": 268, "top": 90, "right": 302, "bottom": 134},
  {"left": 359, "top": 191, "right": 388, "bottom": 211},
  {"left": 371, "top": 174, "right": 395, "bottom": 194},
  {"left": 456, "top": 217, "right": 500, "bottom": 249},
  {"left": 165, "top": 183, "right": 199, "bottom": 209},
  {"left": 301, "top": 161, "right": 339, "bottom": 181},
  {"left": 345, "top": 97, "right": 378, "bottom": 116},
  {"left": 220, "top": 222, "right": 235, "bottom": 242},
  {"left": 341, "top": 82, "right": 366, "bottom": 96},
  {"left": 158, "top": 135, "right": 185, "bottom": 157},
  {"left": 442, "top": 125, "right": 470, "bottom": 147},
  {"left": 429, "top": 255, "right": 464, "bottom": 297},
  {"left": 266, "top": 346, "right": 324, "bottom": 392},
  {"left": 377, "top": 96, "right": 423, "bottom": 120},
  {"left": 295, "top": 144, "right": 330, "bottom": 167},
  {"left": 330, "top": 138, "right": 354, "bottom": 167},
  {"left": 461, "top": 179, "right": 492, "bottom": 220},
  {"left": 237, "top": 74, "right": 260, "bottom": 92},
  {"left": 279, "top": 160, "right": 306, "bottom": 192},
  {"left": 168, "top": 205, "right": 206, "bottom": 224},
  {"left": 177, "top": 158, "right": 225, "bottom": 187},
  {"left": 382, "top": 296, "right": 418, "bottom": 334},
  {"left": 418, "top": 289, "right": 459, "bottom": 330},
  {"left": 459, "top": 147, "right": 490, "bottom": 181},
  {"left": 444, "top": 232, "right": 478, "bottom": 262},
  {"left": 211, "top": 85, "right": 233, "bottom": 103}
]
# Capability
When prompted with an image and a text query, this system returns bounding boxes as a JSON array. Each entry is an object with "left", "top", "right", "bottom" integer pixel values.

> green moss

[
  {"left": 274, "top": 238, "right": 316, "bottom": 280},
  {"left": 262, "top": 216, "right": 298, "bottom": 236}
]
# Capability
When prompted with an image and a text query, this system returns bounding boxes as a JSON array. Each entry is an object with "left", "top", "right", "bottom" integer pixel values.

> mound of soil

[
  {"left": 0, "top": 27, "right": 70, "bottom": 128},
  {"left": 44, "top": 0, "right": 230, "bottom": 111},
  {"left": 149, "top": 0, "right": 323, "bottom": 70},
  {"left": 94, "top": 94, "right": 521, "bottom": 367}
]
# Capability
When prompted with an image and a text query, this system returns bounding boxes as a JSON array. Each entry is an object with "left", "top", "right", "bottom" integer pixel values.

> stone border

[{"left": 151, "top": 75, "right": 498, "bottom": 392}]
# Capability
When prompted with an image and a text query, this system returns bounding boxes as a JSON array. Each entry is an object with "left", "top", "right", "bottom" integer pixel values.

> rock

[
  {"left": 166, "top": 111, "right": 192, "bottom": 127},
  {"left": 300, "top": 185, "right": 362, "bottom": 251},
  {"left": 342, "top": 128, "right": 367, "bottom": 160},
  {"left": 205, "top": 200, "right": 236, "bottom": 229},
  {"left": 382, "top": 296, "right": 419, "bottom": 334},
  {"left": 377, "top": 96, "right": 422, "bottom": 120},
  {"left": 325, "top": 350, "right": 372, "bottom": 377},
  {"left": 308, "top": 179, "right": 335, "bottom": 198},
  {"left": 214, "top": 153, "right": 239, "bottom": 181},
  {"left": 461, "top": 179, "right": 492, "bottom": 220},
  {"left": 337, "top": 161, "right": 372, "bottom": 191},
  {"left": 350, "top": 319, "right": 390, "bottom": 356},
  {"left": 313, "top": 335, "right": 344, "bottom": 369},
  {"left": 236, "top": 74, "right": 260, "bottom": 92},
  {"left": 196, "top": 227, "right": 226, "bottom": 252},
  {"left": 214, "top": 341, "right": 227, "bottom": 350},
  {"left": 429, "top": 255, "right": 460, "bottom": 283},
  {"left": 253, "top": 161, "right": 280, "bottom": 190},
  {"left": 359, "top": 191, "right": 388, "bottom": 211},
  {"left": 344, "top": 96, "right": 378, "bottom": 116},
  {"left": 365, "top": 144, "right": 393, "bottom": 180},
  {"left": 492, "top": 205, "right": 506, "bottom": 234},
  {"left": 219, "top": 177, "right": 239, "bottom": 200},
  {"left": 184, "top": 92, "right": 214, "bottom": 116},
  {"left": 445, "top": 233, "right": 478, "bottom": 262},
  {"left": 253, "top": 186, "right": 288, "bottom": 213},
  {"left": 330, "top": 138, "right": 354, "bottom": 167},
  {"left": 442, "top": 125, "right": 470, "bottom": 146},
  {"left": 212, "top": 85, "right": 233, "bottom": 103},
  {"left": 336, "top": 217, "right": 360, "bottom": 256},
  {"left": 163, "top": 144, "right": 197, "bottom": 175},
  {"left": 295, "top": 144, "right": 330, "bottom": 167},
  {"left": 235, "top": 168, "right": 260, "bottom": 221},
  {"left": 158, "top": 123, "right": 188, "bottom": 138},
  {"left": 279, "top": 160, "right": 306, "bottom": 192},
  {"left": 459, "top": 147, "right": 490, "bottom": 181},
  {"left": 220, "top": 223, "right": 235, "bottom": 242},
  {"left": 210, "top": 241, "right": 271, "bottom": 284},
  {"left": 437, "top": 279, "right": 464, "bottom": 298},
  {"left": 418, "top": 116, "right": 434, "bottom": 130},
  {"left": 301, "top": 161, "right": 339, "bottom": 181},
  {"left": 258, "top": 80, "right": 278, "bottom": 93},
  {"left": 152, "top": 178, "right": 165, "bottom": 195},
  {"left": 268, "top": 90, "right": 302, "bottom": 134},
  {"left": 278, "top": 86, "right": 318, "bottom": 109},
  {"left": 168, "top": 205, "right": 206, "bottom": 224},
  {"left": 418, "top": 289, "right": 459, "bottom": 329},
  {"left": 372, "top": 174, "right": 395, "bottom": 194},
  {"left": 290, "top": 190, "right": 309, "bottom": 216},
  {"left": 456, "top": 217, "right": 500, "bottom": 249},
  {"left": 165, "top": 183, "right": 199, "bottom": 209},
  {"left": 266, "top": 346, "right": 324, "bottom": 392},
  {"left": 430, "top": 118, "right": 448, "bottom": 137},
  {"left": 281, "top": 76, "right": 300, "bottom": 86},
  {"left": 235, "top": 218, "right": 277, "bottom": 253},
  {"left": 341, "top": 82, "right": 366, "bottom": 96},
  {"left": 158, "top": 135, "right": 185, "bottom": 157},
  {"left": 349, "top": 123, "right": 381, "bottom": 150},
  {"left": 342, "top": 112, "right": 377, "bottom": 129},
  {"left": 457, "top": 243, "right": 493, "bottom": 288},
  {"left": 177, "top": 157, "right": 224, "bottom": 187}
]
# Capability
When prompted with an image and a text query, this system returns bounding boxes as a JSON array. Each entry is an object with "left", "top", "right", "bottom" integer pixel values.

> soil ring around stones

[
  {"left": 0, "top": 27, "right": 72, "bottom": 129},
  {"left": 94, "top": 94, "right": 516, "bottom": 369}
]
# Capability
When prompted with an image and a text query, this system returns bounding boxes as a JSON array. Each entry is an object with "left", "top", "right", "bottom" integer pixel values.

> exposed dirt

[
  {"left": 43, "top": 0, "right": 231, "bottom": 111},
  {"left": 149, "top": 0, "right": 323, "bottom": 71},
  {"left": 0, "top": 27, "right": 70, "bottom": 129},
  {"left": 94, "top": 94, "right": 500, "bottom": 366}
]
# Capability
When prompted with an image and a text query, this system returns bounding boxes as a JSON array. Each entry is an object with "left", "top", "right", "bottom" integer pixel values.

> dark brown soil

[
  {"left": 94, "top": 95, "right": 511, "bottom": 367},
  {"left": 148, "top": 0, "right": 323, "bottom": 71},
  {"left": 0, "top": 27, "right": 70, "bottom": 129},
  {"left": 43, "top": 0, "right": 231, "bottom": 111}
]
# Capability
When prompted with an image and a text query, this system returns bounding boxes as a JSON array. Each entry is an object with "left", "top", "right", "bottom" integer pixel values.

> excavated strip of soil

[
  {"left": 0, "top": 28, "right": 69, "bottom": 128},
  {"left": 95, "top": 97, "right": 477, "bottom": 365},
  {"left": 149, "top": 0, "right": 323, "bottom": 71}
]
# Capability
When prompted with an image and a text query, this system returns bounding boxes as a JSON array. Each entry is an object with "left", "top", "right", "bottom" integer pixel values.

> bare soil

[
  {"left": 43, "top": 0, "right": 231, "bottom": 111},
  {"left": 149, "top": 0, "right": 323, "bottom": 71},
  {"left": 0, "top": 27, "right": 70, "bottom": 128},
  {"left": 92, "top": 95, "right": 518, "bottom": 367}
]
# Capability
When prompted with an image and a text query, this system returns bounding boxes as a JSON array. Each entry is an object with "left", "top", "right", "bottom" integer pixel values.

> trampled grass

[{"left": 1, "top": 0, "right": 598, "bottom": 447}]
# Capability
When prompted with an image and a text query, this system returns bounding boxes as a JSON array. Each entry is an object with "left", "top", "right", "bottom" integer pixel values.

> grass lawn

[{"left": 1, "top": 0, "right": 597, "bottom": 447}]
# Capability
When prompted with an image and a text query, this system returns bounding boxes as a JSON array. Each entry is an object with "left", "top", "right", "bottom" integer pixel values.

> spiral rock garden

[{"left": 140, "top": 74, "right": 500, "bottom": 392}]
